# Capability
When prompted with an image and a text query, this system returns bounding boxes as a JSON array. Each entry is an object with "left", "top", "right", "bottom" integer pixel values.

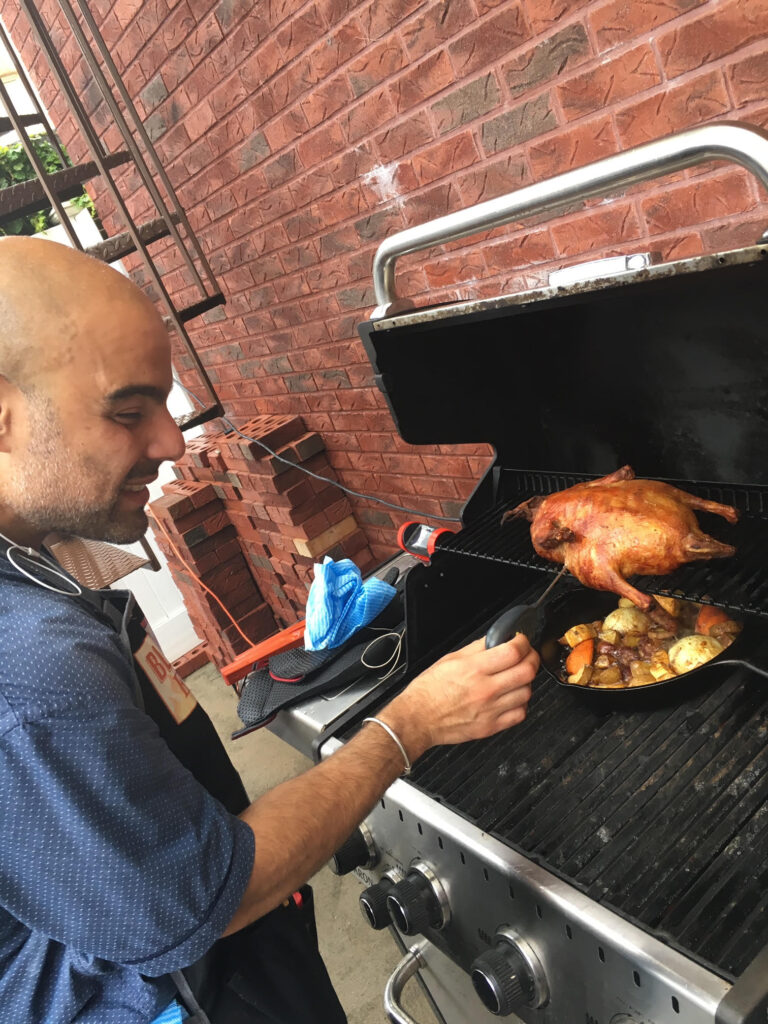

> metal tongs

[{"left": 486, "top": 566, "right": 568, "bottom": 649}]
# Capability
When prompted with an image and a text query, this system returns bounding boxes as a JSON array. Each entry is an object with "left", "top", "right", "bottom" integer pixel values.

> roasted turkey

[{"left": 504, "top": 465, "right": 738, "bottom": 610}]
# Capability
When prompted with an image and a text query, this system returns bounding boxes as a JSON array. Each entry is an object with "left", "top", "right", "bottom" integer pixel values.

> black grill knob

[
  {"left": 359, "top": 876, "right": 395, "bottom": 930},
  {"left": 329, "top": 824, "right": 376, "bottom": 876},
  {"left": 471, "top": 946, "right": 531, "bottom": 1016},
  {"left": 386, "top": 873, "right": 444, "bottom": 935}
]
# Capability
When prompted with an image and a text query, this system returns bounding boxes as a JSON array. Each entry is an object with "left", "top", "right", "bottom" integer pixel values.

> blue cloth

[
  {"left": 0, "top": 557, "right": 255, "bottom": 1023},
  {"left": 304, "top": 557, "right": 396, "bottom": 651},
  {"left": 149, "top": 1002, "right": 184, "bottom": 1024}
]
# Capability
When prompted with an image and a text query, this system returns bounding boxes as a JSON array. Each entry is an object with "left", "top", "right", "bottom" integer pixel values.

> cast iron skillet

[{"left": 487, "top": 586, "right": 768, "bottom": 709}]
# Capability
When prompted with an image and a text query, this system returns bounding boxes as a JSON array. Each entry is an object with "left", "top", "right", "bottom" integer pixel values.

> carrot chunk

[
  {"left": 695, "top": 605, "right": 730, "bottom": 636},
  {"left": 566, "top": 638, "right": 594, "bottom": 676}
]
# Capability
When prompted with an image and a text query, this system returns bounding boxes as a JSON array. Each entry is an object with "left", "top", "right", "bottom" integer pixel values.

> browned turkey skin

[{"left": 504, "top": 465, "right": 738, "bottom": 610}]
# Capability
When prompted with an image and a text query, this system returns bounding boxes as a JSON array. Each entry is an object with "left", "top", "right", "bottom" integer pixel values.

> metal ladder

[{"left": 0, "top": 1, "right": 225, "bottom": 431}]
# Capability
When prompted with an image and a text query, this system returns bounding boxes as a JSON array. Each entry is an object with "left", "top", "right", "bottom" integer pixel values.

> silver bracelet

[{"left": 362, "top": 717, "right": 412, "bottom": 776}]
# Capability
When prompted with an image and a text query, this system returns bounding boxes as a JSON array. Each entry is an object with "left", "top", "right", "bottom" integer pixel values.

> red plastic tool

[{"left": 221, "top": 620, "right": 306, "bottom": 688}]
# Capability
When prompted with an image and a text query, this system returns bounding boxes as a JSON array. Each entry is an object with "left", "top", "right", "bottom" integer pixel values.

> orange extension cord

[{"left": 148, "top": 507, "right": 261, "bottom": 649}]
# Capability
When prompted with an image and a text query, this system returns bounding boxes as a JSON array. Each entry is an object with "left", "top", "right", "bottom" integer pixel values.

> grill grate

[
  {"left": 439, "top": 471, "right": 768, "bottom": 617},
  {"left": 409, "top": 665, "right": 768, "bottom": 979}
]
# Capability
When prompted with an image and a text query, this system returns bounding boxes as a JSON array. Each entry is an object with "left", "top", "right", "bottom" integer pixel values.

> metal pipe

[
  {"left": 0, "top": 76, "right": 81, "bottom": 248},
  {"left": 0, "top": 18, "right": 68, "bottom": 165},
  {"left": 65, "top": 0, "right": 218, "bottom": 296},
  {"left": 372, "top": 121, "right": 768, "bottom": 318},
  {"left": 18, "top": 1, "right": 221, "bottom": 416}
]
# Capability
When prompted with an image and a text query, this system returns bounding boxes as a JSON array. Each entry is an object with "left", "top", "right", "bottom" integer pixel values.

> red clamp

[
  {"left": 220, "top": 620, "right": 305, "bottom": 688},
  {"left": 397, "top": 521, "right": 455, "bottom": 563}
]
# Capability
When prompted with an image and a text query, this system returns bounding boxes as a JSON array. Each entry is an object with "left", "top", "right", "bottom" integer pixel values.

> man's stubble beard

[{"left": 10, "top": 398, "right": 148, "bottom": 545}]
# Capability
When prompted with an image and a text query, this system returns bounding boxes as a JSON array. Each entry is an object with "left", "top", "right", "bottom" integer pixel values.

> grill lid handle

[{"left": 371, "top": 121, "right": 768, "bottom": 319}]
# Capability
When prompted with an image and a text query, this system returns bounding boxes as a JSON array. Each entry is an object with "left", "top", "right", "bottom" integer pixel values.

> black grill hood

[{"left": 359, "top": 245, "right": 768, "bottom": 487}]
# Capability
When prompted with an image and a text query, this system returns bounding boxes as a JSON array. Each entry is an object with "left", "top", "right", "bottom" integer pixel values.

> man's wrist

[{"left": 376, "top": 696, "right": 432, "bottom": 765}]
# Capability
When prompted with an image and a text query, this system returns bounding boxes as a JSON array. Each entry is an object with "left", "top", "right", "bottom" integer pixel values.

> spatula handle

[{"left": 486, "top": 605, "right": 543, "bottom": 649}]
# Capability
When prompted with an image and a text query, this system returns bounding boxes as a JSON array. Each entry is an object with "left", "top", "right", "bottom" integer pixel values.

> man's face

[{"left": 5, "top": 301, "right": 186, "bottom": 546}]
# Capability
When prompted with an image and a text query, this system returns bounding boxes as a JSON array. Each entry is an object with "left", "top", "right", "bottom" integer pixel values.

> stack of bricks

[
  {"left": 167, "top": 415, "right": 376, "bottom": 629},
  {"left": 148, "top": 479, "right": 276, "bottom": 671}
]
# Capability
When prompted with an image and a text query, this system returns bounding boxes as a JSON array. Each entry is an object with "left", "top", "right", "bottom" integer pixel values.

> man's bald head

[
  {"left": 0, "top": 237, "right": 184, "bottom": 548},
  {"left": 0, "top": 236, "right": 161, "bottom": 393}
]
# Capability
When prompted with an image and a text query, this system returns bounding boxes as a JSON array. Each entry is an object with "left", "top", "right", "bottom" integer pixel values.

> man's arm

[{"left": 223, "top": 633, "right": 538, "bottom": 934}]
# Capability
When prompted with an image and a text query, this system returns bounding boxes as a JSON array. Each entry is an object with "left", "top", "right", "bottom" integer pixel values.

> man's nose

[{"left": 147, "top": 406, "right": 186, "bottom": 464}]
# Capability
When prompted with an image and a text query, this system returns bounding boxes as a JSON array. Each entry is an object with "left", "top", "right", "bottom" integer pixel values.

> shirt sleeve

[{"left": 0, "top": 591, "right": 255, "bottom": 976}]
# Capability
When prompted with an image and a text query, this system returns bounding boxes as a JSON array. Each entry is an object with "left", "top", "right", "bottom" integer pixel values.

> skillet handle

[
  {"left": 486, "top": 605, "right": 543, "bottom": 649},
  {"left": 737, "top": 635, "right": 768, "bottom": 680}
]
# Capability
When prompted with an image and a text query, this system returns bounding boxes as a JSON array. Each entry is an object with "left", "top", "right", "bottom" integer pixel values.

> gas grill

[{"left": 275, "top": 122, "right": 768, "bottom": 1024}]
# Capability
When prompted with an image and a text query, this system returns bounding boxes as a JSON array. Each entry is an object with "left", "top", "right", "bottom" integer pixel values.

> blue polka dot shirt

[{"left": 0, "top": 558, "right": 254, "bottom": 1022}]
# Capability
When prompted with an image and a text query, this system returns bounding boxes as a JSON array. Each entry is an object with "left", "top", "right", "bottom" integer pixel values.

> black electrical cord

[{"left": 175, "top": 382, "right": 463, "bottom": 523}]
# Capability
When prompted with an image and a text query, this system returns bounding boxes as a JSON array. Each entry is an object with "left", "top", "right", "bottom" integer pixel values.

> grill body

[{"left": 340, "top": 241, "right": 768, "bottom": 1023}]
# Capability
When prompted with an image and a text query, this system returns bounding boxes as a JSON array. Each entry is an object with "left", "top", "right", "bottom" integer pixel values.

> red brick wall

[{"left": 5, "top": 0, "right": 768, "bottom": 562}]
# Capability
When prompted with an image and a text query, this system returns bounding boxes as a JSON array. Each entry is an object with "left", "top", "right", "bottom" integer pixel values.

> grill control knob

[
  {"left": 471, "top": 930, "right": 549, "bottom": 1016},
  {"left": 385, "top": 862, "right": 450, "bottom": 936},
  {"left": 359, "top": 875, "right": 396, "bottom": 930},
  {"left": 329, "top": 823, "right": 377, "bottom": 876}
]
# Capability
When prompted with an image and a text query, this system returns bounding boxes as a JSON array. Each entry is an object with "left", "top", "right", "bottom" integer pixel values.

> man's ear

[{"left": 0, "top": 375, "right": 18, "bottom": 454}]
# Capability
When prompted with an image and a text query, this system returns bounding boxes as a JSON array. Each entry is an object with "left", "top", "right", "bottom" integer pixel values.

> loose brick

[{"left": 173, "top": 643, "right": 210, "bottom": 679}]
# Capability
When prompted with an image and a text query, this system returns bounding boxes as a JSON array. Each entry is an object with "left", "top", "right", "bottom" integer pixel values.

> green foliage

[{"left": 0, "top": 134, "right": 96, "bottom": 236}]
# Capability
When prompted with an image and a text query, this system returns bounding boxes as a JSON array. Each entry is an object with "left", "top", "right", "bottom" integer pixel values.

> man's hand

[
  {"left": 225, "top": 633, "right": 537, "bottom": 934},
  {"left": 379, "top": 634, "right": 538, "bottom": 762}
]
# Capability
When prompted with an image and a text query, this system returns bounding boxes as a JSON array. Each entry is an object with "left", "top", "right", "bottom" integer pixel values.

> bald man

[{"left": 0, "top": 237, "right": 537, "bottom": 1024}]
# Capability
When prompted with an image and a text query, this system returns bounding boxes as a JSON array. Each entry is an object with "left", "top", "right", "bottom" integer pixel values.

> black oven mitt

[{"left": 234, "top": 639, "right": 373, "bottom": 737}]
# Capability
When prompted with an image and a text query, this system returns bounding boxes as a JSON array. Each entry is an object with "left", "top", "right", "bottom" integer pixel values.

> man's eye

[{"left": 113, "top": 411, "right": 142, "bottom": 423}]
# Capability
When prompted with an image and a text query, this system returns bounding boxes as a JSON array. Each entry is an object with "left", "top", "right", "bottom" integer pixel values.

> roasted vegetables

[{"left": 560, "top": 597, "right": 741, "bottom": 689}]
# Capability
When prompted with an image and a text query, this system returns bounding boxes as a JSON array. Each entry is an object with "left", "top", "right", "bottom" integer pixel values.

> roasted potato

[
  {"left": 592, "top": 666, "right": 622, "bottom": 686},
  {"left": 629, "top": 661, "right": 655, "bottom": 685},
  {"left": 568, "top": 664, "right": 593, "bottom": 686},
  {"left": 649, "top": 650, "right": 675, "bottom": 681},
  {"left": 654, "top": 595, "right": 681, "bottom": 617},
  {"left": 668, "top": 634, "right": 724, "bottom": 675},
  {"left": 602, "top": 607, "right": 651, "bottom": 635},
  {"left": 561, "top": 622, "right": 598, "bottom": 648}
]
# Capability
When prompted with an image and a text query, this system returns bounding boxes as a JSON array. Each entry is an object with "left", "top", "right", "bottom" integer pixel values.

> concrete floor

[{"left": 186, "top": 662, "right": 439, "bottom": 1024}]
